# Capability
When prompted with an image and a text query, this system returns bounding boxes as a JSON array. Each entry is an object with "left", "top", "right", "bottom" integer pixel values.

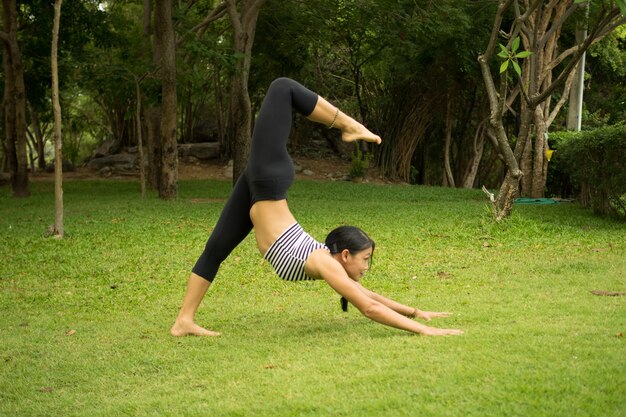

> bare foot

[
  {"left": 170, "top": 319, "right": 221, "bottom": 337},
  {"left": 341, "top": 120, "right": 382, "bottom": 144}
]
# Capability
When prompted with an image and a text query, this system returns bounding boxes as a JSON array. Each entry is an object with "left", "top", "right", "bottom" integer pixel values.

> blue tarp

[{"left": 514, "top": 198, "right": 560, "bottom": 205}]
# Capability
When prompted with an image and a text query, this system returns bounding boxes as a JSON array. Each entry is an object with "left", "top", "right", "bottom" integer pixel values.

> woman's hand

[
  {"left": 420, "top": 326, "right": 464, "bottom": 336},
  {"left": 413, "top": 309, "right": 452, "bottom": 321}
]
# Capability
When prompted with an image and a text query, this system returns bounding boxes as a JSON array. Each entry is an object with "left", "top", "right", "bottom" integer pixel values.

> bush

[
  {"left": 550, "top": 125, "right": 626, "bottom": 219},
  {"left": 349, "top": 145, "right": 371, "bottom": 179}
]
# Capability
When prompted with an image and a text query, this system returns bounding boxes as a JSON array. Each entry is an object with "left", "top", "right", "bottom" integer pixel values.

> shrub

[
  {"left": 550, "top": 125, "right": 626, "bottom": 219},
  {"left": 349, "top": 145, "right": 371, "bottom": 179}
]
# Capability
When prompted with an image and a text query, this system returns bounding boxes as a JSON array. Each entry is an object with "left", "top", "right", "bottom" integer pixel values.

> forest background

[{"left": 1, "top": 0, "right": 625, "bottom": 208}]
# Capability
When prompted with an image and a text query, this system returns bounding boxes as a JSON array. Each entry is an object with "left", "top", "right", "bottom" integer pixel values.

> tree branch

[
  {"left": 596, "top": 14, "right": 626, "bottom": 38},
  {"left": 539, "top": 2, "right": 582, "bottom": 49},
  {"left": 532, "top": 7, "right": 621, "bottom": 104},
  {"left": 514, "top": 1, "right": 534, "bottom": 40},
  {"left": 226, "top": 0, "right": 243, "bottom": 37},
  {"left": 519, "top": 0, "right": 543, "bottom": 21},
  {"left": 546, "top": 65, "right": 577, "bottom": 126},
  {"left": 191, "top": 1, "right": 228, "bottom": 39},
  {"left": 242, "top": 0, "right": 268, "bottom": 29},
  {"left": 544, "top": 12, "right": 626, "bottom": 73},
  {"left": 483, "top": 0, "right": 514, "bottom": 58}
]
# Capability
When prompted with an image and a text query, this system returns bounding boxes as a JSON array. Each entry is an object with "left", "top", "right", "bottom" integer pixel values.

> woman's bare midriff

[{"left": 249, "top": 200, "right": 297, "bottom": 255}]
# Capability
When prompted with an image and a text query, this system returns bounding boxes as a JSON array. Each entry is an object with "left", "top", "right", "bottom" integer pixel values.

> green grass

[{"left": 1, "top": 179, "right": 624, "bottom": 417}]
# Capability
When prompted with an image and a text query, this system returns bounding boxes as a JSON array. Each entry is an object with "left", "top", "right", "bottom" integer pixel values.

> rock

[
  {"left": 302, "top": 169, "right": 314, "bottom": 176},
  {"left": 94, "top": 140, "right": 117, "bottom": 158},
  {"left": 294, "top": 163, "right": 303, "bottom": 173},
  {"left": 178, "top": 142, "right": 220, "bottom": 160},
  {"left": 224, "top": 165, "right": 233, "bottom": 179},
  {"left": 87, "top": 153, "right": 137, "bottom": 171},
  {"left": 99, "top": 166, "right": 113, "bottom": 177},
  {"left": 191, "top": 120, "right": 220, "bottom": 143},
  {"left": 46, "top": 159, "right": 75, "bottom": 172}
]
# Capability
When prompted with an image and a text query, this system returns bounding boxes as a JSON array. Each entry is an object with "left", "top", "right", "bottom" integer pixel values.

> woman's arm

[
  {"left": 356, "top": 283, "right": 453, "bottom": 321},
  {"left": 305, "top": 250, "right": 463, "bottom": 336},
  {"left": 355, "top": 283, "right": 416, "bottom": 317}
]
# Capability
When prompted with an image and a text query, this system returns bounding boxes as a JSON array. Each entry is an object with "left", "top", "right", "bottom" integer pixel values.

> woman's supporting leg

[
  {"left": 191, "top": 174, "right": 253, "bottom": 281},
  {"left": 171, "top": 273, "right": 220, "bottom": 336},
  {"left": 171, "top": 174, "right": 253, "bottom": 336}
]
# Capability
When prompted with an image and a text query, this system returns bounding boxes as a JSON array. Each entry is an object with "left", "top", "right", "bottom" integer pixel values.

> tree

[
  {"left": 51, "top": 0, "right": 63, "bottom": 237},
  {"left": 478, "top": 0, "right": 626, "bottom": 220},
  {"left": 1, "top": 0, "right": 30, "bottom": 197},
  {"left": 154, "top": 0, "right": 178, "bottom": 199},
  {"left": 225, "top": 0, "right": 267, "bottom": 182}
]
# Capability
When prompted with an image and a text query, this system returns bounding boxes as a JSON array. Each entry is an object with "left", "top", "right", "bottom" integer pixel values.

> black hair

[{"left": 325, "top": 225, "right": 375, "bottom": 313}]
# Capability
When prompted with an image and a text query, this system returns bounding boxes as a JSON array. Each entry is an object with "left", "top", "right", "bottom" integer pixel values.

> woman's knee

[{"left": 269, "top": 77, "right": 295, "bottom": 93}]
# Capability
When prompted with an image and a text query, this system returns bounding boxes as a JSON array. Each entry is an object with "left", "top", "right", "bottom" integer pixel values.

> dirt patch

[{"left": 30, "top": 155, "right": 389, "bottom": 184}]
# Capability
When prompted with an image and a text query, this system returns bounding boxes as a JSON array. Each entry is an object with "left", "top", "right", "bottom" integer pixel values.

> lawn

[{"left": 1, "top": 179, "right": 624, "bottom": 417}]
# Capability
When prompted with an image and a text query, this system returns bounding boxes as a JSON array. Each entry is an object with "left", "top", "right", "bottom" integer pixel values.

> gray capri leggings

[{"left": 192, "top": 78, "right": 319, "bottom": 282}]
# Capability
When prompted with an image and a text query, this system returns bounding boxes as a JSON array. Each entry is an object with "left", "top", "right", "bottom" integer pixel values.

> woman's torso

[{"left": 249, "top": 200, "right": 297, "bottom": 255}]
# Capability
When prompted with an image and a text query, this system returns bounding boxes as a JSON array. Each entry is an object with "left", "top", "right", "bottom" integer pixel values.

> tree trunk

[
  {"left": 478, "top": 15, "right": 523, "bottom": 220},
  {"left": 530, "top": 104, "right": 548, "bottom": 198},
  {"left": 154, "top": 0, "right": 178, "bottom": 199},
  {"left": 461, "top": 121, "right": 486, "bottom": 189},
  {"left": 1, "top": 0, "right": 30, "bottom": 197},
  {"left": 442, "top": 99, "right": 455, "bottom": 187},
  {"left": 28, "top": 103, "right": 46, "bottom": 171},
  {"left": 379, "top": 93, "right": 435, "bottom": 182},
  {"left": 141, "top": 0, "right": 159, "bottom": 190},
  {"left": 135, "top": 80, "right": 146, "bottom": 198},
  {"left": 214, "top": 66, "right": 226, "bottom": 149},
  {"left": 145, "top": 107, "right": 161, "bottom": 190},
  {"left": 517, "top": 91, "right": 534, "bottom": 197},
  {"left": 228, "top": 74, "right": 250, "bottom": 182},
  {"left": 226, "top": 0, "right": 267, "bottom": 183},
  {"left": 51, "top": 0, "right": 63, "bottom": 237},
  {"left": 494, "top": 171, "right": 519, "bottom": 221},
  {"left": 25, "top": 129, "right": 35, "bottom": 172},
  {"left": 566, "top": 10, "right": 588, "bottom": 131}
]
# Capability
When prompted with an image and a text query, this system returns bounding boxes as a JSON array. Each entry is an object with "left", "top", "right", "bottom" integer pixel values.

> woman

[{"left": 171, "top": 78, "right": 462, "bottom": 337}]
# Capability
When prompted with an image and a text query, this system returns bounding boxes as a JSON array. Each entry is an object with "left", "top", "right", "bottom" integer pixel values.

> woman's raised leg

[{"left": 306, "top": 96, "right": 382, "bottom": 144}]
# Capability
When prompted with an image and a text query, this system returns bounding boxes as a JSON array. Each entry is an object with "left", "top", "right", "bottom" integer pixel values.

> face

[{"left": 336, "top": 247, "right": 372, "bottom": 281}]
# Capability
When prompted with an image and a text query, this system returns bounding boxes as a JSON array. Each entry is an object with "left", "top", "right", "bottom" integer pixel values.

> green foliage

[
  {"left": 497, "top": 37, "right": 532, "bottom": 77},
  {"left": 17, "top": 0, "right": 116, "bottom": 111},
  {"left": 585, "top": 25, "right": 626, "bottom": 125},
  {"left": 550, "top": 125, "right": 626, "bottom": 219},
  {"left": 349, "top": 146, "right": 371, "bottom": 179},
  {"left": 575, "top": 0, "right": 626, "bottom": 15},
  {"left": 1, "top": 180, "right": 625, "bottom": 416}
]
